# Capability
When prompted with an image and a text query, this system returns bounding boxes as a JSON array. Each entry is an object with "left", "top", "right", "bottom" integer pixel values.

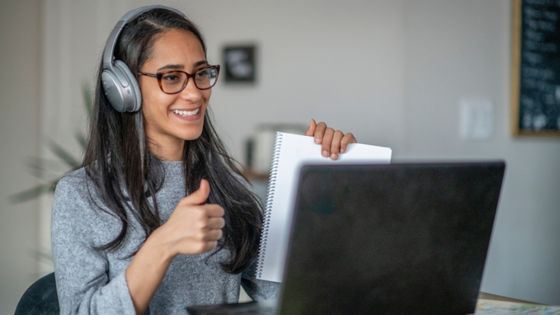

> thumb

[
  {"left": 305, "top": 118, "right": 316, "bottom": 136},
  {"left": 181, "top": 179, "right": 210, "bottom": 206}
]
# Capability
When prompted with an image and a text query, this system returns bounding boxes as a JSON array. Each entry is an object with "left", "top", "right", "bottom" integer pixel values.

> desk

[
  {"left": 197, "top": 292, "right": 560, "bottom": 315},
  {"left": 479, "top": 292, "right": 535, "bottom": 304},
  {"left": 476, "top": 292, "right": 560, "bottom": 314}
]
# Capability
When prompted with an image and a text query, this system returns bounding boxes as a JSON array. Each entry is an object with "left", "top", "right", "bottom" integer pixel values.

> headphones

[{"left": 101, "top": 5, "right": 186, "bottom": 112}]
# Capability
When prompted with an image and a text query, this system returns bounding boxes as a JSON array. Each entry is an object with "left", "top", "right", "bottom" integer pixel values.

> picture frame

[
  {"left": 222, "top": 44, "right": 257, "bottom": 84},
  {"left": 511, "top": 0, "right": 560, "bottom": 136}
]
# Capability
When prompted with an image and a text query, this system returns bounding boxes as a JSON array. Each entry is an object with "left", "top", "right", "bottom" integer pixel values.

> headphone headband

[{"left": 102, "top": 5, "right": 186, "bottom": 70}]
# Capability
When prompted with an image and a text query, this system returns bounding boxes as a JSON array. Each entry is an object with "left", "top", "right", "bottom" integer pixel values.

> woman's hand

[
  {"left": 125, "top": 179, "right": 224, "bottom": 314},
  {"left": 305, "top": 119, "right": 357, "bottom": 160},
  {"left": 156, "top": 179, "right": 225, "bottom": 256}
]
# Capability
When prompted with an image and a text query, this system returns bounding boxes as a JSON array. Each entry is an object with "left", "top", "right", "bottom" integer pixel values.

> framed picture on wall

[
  {"left": 511, "top": 0, "right": 560, "bottom": 136},
  {"left": 222, "top": 44, "right": 257, "bottom": 84}
]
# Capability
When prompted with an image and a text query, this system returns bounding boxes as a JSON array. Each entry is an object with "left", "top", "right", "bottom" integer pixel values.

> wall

[
  {"left": 0, "top": 0, "right": 41, "bottom": 314},
  {"left": 401, "top": 1, "right": 560, "bottom": 304}
]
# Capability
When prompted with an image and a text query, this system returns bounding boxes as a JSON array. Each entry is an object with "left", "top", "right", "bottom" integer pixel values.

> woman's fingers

[
  {"left": 307, "top": 120, "right": 358, "bottom": 159},
  {"left": 330, "top": 130, "right": 344, "bottom": 160},
  {"left": 341, "top": 132, "right": 357, "bottom": 153},
  {"left": 305, "top": 119, "right": 317, "bottom": 136},
  {"left": 207, "top": 217, "right": 225, "bottom": 229},
  {"left": 321, "top": 128, "right": 334, "bottom": 157},
  {"left": 203, "top": 228, "right": 223, "bottom": 242},
  {"left": 313, "top": 121, "right": 327, "bottom": 144}
]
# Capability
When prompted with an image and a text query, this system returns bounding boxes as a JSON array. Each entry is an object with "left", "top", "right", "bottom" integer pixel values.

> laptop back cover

[{"left": 278, "top": 162, "right": 505, "bottom": 315}]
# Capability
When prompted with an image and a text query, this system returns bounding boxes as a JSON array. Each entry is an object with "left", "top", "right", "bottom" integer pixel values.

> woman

[{"left": 52, "top": 5, "right": 356, "bottom": 314}]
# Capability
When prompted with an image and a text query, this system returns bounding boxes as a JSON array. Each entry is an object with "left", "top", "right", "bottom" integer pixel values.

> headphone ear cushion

[{"left": 101, "top": 60, "right": 142, "bottom": 112}]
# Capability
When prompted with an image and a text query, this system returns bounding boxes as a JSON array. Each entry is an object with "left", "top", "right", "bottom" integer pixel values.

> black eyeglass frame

[{"left": 138, "top": 65, "right": 220, "bottom": 94}]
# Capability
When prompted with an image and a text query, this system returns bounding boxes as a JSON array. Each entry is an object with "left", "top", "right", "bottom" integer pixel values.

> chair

[{"left": 15, "top": 272, "right": 59, "bottom": 315}]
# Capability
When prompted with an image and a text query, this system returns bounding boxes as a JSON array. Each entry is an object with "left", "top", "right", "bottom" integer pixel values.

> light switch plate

[{"left": 459, "top": 98, "right": 494, "bottom": 140}]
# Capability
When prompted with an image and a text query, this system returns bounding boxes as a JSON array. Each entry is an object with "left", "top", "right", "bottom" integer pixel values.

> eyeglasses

[{"left": 138, "top": 65, "right": 220, "bottom": 94}]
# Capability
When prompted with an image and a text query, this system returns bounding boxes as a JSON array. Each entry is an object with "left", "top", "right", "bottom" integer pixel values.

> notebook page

[{"left": 256, "top": 132, "right": 392, "bottom": 282}]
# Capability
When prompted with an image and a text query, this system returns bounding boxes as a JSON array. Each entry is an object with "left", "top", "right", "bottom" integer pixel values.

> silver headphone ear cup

[
  {"left": 102, "top": 68, "right": 127, "bottom": 112},
  {"left": 114, "top": 60, "right": 142, "bottom": 112},
  {"left": 101, "top": 61, "right": 141, "bottom": 112}
]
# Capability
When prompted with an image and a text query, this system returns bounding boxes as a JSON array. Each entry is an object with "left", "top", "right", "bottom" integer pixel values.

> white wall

[
  {"left": 1, "top": 0, "right": 557, "bottom": 311},
  {"left": 401, "top": 1, "right": 560, "bottom": 304},
  {"left": 0, "top": 1, "right": 41, "bottom": 314}
]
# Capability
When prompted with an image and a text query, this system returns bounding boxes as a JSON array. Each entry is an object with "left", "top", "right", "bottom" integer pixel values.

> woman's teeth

[{"left": 173, "top": 108, "right": 200, "bottom": 116}]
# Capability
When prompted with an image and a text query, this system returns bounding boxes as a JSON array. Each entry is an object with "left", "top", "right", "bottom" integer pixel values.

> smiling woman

[
  {"left": 138, "top": 29, "right": 215, "bottom": 160},
  {"left": 50, "top": 4, "right": 356, "bottom": 315}
]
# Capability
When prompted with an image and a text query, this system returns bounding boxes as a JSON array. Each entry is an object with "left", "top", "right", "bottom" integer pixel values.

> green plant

[{"left": 10, "top": 84, "right": 92, "bottom": 203}]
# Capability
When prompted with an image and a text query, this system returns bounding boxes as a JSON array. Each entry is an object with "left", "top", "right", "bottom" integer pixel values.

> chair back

[{"left": 15, "top": 272, "right": 59, "bottom": 315}]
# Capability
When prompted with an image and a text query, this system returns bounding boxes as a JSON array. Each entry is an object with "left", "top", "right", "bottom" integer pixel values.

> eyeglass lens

[{"left": 160, "top": 67, "right": 219, "bottom": 93}]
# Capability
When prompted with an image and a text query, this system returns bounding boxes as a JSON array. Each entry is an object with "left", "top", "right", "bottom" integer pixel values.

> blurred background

[{"left": 1, "top": 0, "right": 559, "bottom": 313}]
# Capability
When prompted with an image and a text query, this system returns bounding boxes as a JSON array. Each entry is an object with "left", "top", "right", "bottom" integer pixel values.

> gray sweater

[{"left": 51, "top": 161, "right": 278, "bottom": 315}]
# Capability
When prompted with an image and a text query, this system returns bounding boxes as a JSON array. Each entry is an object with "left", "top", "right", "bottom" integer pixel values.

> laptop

[{"left": 188, "top": 161, "right": 505, "bottom": 315}]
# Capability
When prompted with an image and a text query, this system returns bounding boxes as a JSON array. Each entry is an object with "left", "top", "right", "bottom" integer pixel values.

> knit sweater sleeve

[{"left": 51, "top": 172, "right": 136, "bottom": 315}]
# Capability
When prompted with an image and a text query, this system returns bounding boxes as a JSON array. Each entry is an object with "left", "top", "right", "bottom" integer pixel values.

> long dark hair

[{"left": 83, "top": 8, "right": 263, "bottom": 274}]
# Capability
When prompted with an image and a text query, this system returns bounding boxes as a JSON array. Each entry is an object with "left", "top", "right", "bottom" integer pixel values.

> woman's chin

[{"left": 177, "top": 128, "right": 204, "bottom": 141}]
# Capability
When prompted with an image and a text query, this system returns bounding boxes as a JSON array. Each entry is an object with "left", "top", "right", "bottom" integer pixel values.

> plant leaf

[
  {"left": 9, "top": 180, "right": 58, "bottom": 203},
  {"left": 48, "top": 140, "right": 81, "bottom": 169},
  {"left": 82, "top": 83, "right": 93, "bottom": 116},
  {"left": 25, "top": 156, "right": 77, "bottom": 180},
  {"left": 75, "top": 131, "right": 87, "bottom": 150},
  {"left": 25, "top": 157, "right": 47, "bottom": 179}
]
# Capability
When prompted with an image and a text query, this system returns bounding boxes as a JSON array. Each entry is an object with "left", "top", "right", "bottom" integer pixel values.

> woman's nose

[{"left": 179, "top": 78, "right": 203, "bottom": 102}]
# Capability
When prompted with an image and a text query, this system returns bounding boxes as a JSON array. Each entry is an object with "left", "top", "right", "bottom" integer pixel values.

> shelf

[{"left": 242, "top": 169, "right": 269, "bottom": 181}]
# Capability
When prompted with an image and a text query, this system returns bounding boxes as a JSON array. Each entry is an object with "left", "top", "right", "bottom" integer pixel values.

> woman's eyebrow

[
  {"left": 193, "top": 60, "right": 209, "bottom": 68},
  {"left": 157, "top": 64, "right": 184, "bottom": 71},
  {"left": 157, "top": 60, "right": 208, "bottom": 72}
]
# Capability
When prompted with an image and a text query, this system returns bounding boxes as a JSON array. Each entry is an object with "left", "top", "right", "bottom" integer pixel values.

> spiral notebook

[{"left": 256, "top": 132, "right": 392, "bottom": 282}]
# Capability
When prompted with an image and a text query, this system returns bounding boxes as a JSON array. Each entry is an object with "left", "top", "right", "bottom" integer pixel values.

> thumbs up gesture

[{"left": 157, "top": 179, "right": 225, "bottom": 256}]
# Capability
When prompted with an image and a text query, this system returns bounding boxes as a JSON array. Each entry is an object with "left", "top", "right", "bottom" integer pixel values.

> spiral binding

[{"left": 256, "top": 132, "right": 283, "bottom": 278}]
